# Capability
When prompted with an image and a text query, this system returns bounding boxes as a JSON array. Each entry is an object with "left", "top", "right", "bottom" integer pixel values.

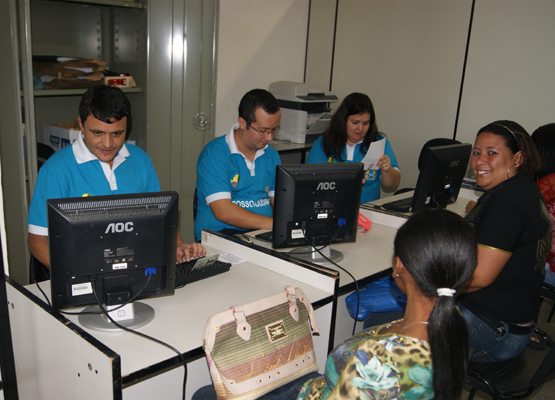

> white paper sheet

[
  {"left": 218, "top": 251, "right": 246, "bottom": 265},
  {"left": 361, "top": 138, "right": 386, "bottom": 170}
]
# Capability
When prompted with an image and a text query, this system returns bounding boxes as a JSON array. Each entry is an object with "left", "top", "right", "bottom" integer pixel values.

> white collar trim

[
  {"left": 225, "top": 123, "right": 266, "bottom": 176},
  {"left": 346, "top": 140, "right": 363, "bottom": 161},
  {"left": 72, "top": 133, "right": 130, "bottom": 189}
]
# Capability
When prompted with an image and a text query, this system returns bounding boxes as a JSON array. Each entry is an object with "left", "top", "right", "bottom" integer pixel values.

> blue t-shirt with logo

[
  {"left": 306, "top": 134, "right": 399, "bottom": 203},
  {"left": 194, "top": 125, "right": 281, "bottom": 241},
  {"left": 28, "top": 140, "right": 160, "bottom": 236}
]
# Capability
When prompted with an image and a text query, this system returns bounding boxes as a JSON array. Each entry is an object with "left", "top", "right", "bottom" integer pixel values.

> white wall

[
  {"left": 215, "top": 0, "right": 310, "bottom": 136},
  {"left": 315, "top": 0, "right": 474, "bottom": 193},
  {"left": 215, "top": 0, "right": 555, "bottom": 192},
  {"left": 457, "top": 0, "right": 555, "bottom": 145},
  {"left": 308, "top": 0, "right": 555, "bottom": 193}
]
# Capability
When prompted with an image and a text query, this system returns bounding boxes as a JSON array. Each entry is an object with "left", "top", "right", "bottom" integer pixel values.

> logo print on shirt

[
  {"left": 230, "top": 174, "right": 240, "bottom": 187},
  {"left": 327, "top": 157, "right": 336, "bottom": 163},
  {"left": 365, "top": 170, "right": 377, "bottom": 180},
  {"left": 82, "top": 193, "right": 92, "bottom": 197},
  {"left": 265, "top": 186, "right": 270, "bottom": 192}
]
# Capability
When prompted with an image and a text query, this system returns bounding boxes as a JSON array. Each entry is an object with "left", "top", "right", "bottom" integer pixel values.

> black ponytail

[{"left": 394, "top": 210, "right": 477, "bottom": 400}]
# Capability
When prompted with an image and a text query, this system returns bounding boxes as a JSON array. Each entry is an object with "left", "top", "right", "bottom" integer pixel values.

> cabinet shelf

[
  {"left": 44, "top": 0, "right": 145, "bottom": 9},
  {"left": 32, "top": 86, "right": 144, "bottom": 97}
]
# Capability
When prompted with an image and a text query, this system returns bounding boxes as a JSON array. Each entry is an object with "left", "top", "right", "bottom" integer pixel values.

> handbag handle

[{"left": 285, "top": 286, "right": 320, "bottom": 335}]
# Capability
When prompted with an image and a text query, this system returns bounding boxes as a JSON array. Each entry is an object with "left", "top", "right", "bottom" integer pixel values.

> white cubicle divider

[
  {"left": 6, "top": 279, "right": 120, "bottom": 400},
  {"left": 203, "top": 231, "right": 338, "bottom": 295},
  {"left": 359, "top": 204, "right": 408, "bottom": 229}
]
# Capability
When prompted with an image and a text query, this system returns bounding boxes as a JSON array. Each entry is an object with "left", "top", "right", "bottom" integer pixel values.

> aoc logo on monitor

[
  {"left": 316, "top": 182, "right": 336, "bottom": 190},
  {"left": 105, "top": 222, "right": 134, "bottom": 234}
]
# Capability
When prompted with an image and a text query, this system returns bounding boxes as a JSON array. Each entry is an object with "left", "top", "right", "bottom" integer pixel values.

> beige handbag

[{"left": 202, "top": 286, "right": 319, "bottom": 400}]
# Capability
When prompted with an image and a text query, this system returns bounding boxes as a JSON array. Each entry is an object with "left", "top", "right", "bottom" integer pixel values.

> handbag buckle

[
  {"left": 231, "top": 306, "right": 251, "bottom": 340},
  {"left": 287, "top": 293, "right": 300, "bottom": 321}
]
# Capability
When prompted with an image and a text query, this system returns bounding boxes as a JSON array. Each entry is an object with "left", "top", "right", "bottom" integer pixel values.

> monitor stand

[
  {"left": 78, "top": 301, "right": 155, "bottom": 332},
  {"left": 288, "top": 245, "right": 343, "bottom": 265}
]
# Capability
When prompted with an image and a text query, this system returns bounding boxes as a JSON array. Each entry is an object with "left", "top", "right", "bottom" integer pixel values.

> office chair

[
  {"left": 540, "top": 282, "right": 555, "bottom": 323},
  {"left": 29, "top": 256, "right": 50, "bottom": 284},
  {"left": 466, "top": 328, "right": 555, "bottom": 400},
  {"left": 417, "top": 138, "right": 461, "bottom": 170},
  {"left": 37, "top": 143, "right": 55, "bottom": 169},
  {"left": 393, "top": 138, "right": 461, "bottom": 195}
]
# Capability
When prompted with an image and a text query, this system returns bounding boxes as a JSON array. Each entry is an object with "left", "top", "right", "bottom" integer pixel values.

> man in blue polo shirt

[
  {"left": 194, "top": 89, "right": 281, "bottom": 241},
  {"left": 28, "top": 85, "right": 204, "bottom": 268}
]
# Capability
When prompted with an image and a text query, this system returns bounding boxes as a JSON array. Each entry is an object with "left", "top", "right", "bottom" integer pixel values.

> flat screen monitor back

[
  {"left": 411, "top": 143, "right": 472, "bottom": 212},
  {"left": 48, "top": 191, "right": 178, "bottom": 311},
  {"left": 272, "top": 163, "right": 363, "bottom": 253}
]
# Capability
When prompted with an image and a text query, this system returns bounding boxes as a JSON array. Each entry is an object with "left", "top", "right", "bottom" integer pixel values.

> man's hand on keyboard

[{"left": 178, "top": 242, "right": 206, "bottom": 262}]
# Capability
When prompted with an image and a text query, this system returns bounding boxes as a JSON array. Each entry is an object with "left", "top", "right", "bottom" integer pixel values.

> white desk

[
  {"left": 8, "top": 190, "right": 483, "bottom": 400},
  {"left": 366, "top": 186, "right": 483, "bottom": 219},
  {"left": 7, "top": 232, "right": 337, "bottom": 400}
]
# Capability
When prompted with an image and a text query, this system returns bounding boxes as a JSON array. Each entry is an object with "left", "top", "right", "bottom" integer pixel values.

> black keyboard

[
  {"left": 174, "top": 258, "right": 232, "bottom": 288},
  {"left": 255, "top": 231, "right": 273, "bottom": 242},
  {"left": 380, "top": 197, "right": 413, "bottom": 213}
]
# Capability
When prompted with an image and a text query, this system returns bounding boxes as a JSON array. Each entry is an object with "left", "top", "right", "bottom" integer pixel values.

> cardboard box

[
  {"left": 43, "top": 121, "right": 80, "bottom": 152},
  {"left": 104, "top": 76, "right": 137, "bottom": 88}
]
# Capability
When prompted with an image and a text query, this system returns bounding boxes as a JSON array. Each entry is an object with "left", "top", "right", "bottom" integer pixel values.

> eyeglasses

[{"left": 249, "top": 124, "right": 280, "bottom": 136}]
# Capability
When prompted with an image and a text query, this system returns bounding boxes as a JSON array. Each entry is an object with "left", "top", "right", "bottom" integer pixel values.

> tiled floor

[{"left": 461, "top": 297, "right": 555, "bottom": 399}]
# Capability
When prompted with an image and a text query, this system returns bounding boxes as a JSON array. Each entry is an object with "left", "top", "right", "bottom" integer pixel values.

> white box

[{"left": 43, "top": 122, "right": 80, "bottom": 152}]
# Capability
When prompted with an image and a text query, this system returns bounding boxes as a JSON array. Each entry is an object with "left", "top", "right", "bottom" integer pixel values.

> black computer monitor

[
  {"left": 47, "top": 191, "right": 178, "bottom": 331},
  {"left": 272, "top": 163, "right": 363, "bottom": 264},
  {"left": 410, "top": 143, "right": 472, "bottom": 212}
]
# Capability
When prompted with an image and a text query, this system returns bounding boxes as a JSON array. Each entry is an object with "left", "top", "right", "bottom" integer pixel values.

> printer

[{"left": 269, "top": 81, "right": 338, "bottom": 144}]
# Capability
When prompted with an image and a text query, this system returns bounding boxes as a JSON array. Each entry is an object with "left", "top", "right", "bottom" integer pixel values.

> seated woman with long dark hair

[
  {"left": 193, "top": 209, "right": 477, "bottom": 400},
  {"left": 460, "top": 120, "right": 549, "bottom": 363},
  {"left": 306, "top": 92, "right": 400, "bottom": 202}
]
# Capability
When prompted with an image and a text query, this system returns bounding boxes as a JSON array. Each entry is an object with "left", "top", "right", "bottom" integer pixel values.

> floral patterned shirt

[{"left": 297, "top": 322, "right": 433, "bottom": 400}]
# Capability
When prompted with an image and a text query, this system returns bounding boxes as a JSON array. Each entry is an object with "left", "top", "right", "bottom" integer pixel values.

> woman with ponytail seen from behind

[
  {"left": 193, "top": 209, "right": 477, "bottom": 400},
  {"left": 371, "top": 209, "right": 477, "bottom": 400}
]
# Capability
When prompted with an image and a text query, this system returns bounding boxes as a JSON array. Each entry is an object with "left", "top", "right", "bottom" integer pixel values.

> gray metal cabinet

[
  {"left": 22, "top": 0, "right": 149, "bottom": 193},
  {"left": 1, "top": 0, "right": 217, "bottom": 283}
]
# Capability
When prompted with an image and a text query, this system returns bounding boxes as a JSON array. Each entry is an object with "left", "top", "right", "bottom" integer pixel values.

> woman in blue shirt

[{"left": 306, "top": 93, "right": 400, "bottom": 203}]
